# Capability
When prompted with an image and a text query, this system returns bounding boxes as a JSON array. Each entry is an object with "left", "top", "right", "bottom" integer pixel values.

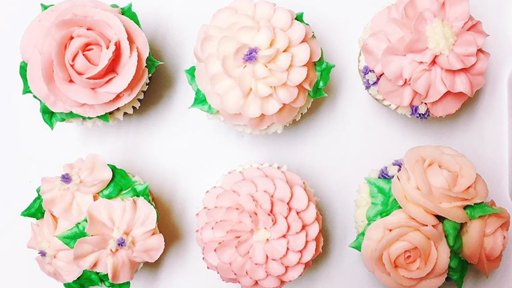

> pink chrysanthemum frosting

[
  {"left": 360, "top": 0, "right": 489, "bottom": 118},
  {"left": 193, "top": 0, "right": 323, "bottom": 132},
  {"left": 196, "top": 165, "right": 323, "bottom": 288}
]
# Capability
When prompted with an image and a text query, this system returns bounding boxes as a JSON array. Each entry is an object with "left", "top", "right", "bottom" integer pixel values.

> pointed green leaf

[
  {"left": 117, "top": 3, "right": 141, "bottom": 27},
  {"left": 442, "top": 219, "right": 468, "bottom": 288},
  {"left": 349, "top": 225, "right": 367, "bottom": 252},
  {"left": 98, "top": 273, "right": 131, "bottom": 288},
  {"left": 295, "top": 12, "right": 310, "bottom": 26},
  {"left": 119, "top": 183, "right": 154, "bottom": 206},
  {"left": 442, "top": 219, "right": 463, "bottom": 253},
  {"left": 309, "top": 52, "right": 335, "bottom": 99},
  {"left": 35, "top": 97, "right": 110, "bottom": 129},
  {"left": 21, "top": 187, "right": 45, "bottom": 220},
  {"left": 146, "top": 53, "right": 162, "bottom": 75},
  {"left": 465, "top": 203, "right": 502, "bottom": 220},
  {"left": 40, "top": 3, "right": 54, "bottom": 11},
  {"left": 19, "top": 61, "right": 32, "bottom": 94},
  {"left": 365, "top": 178, "right": 401, "bottom": 223},
  {"left": 185, "top": 66, "right": 217, "bottom": 114},
  {"left": 64, "top": 270, "right": 102, "bottom": 288},
  {"left": 448, "top": 252, "right": 469, "bottom": 288},
  {"left": 57, "top": 219, "right": 88, "bottom": 248},
  {"left": 99, "top": 164, "right": 137, "bottom": 200}
]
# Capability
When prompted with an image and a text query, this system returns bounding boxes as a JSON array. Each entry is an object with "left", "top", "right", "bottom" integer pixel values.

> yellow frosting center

[
  {"left": 253, "top": 228, "right": 271, "bottom": 242},
  {"left": 426, "top": 19, "right": 457, "bottom": 55}
]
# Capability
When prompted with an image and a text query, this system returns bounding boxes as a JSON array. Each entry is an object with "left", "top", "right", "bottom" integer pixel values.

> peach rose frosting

[
  {"left": 194, "top": 0, "right": 321, "bottom": 130},
  {"left": 461, "top": 202, "right": 510, "bottom": 276},
  {"left": 20, "top": 0, "right": 150, "bottom": 117},
  {"left": 361, "top": 0, "right": 489, "bottom": 117},
  {"left": 196, "top": 166, "right": 323, "bottom": 288},
  {"left": 362, "top": 209, "right": 450, "bottom": 288},
  {"left": 392, "top": 146, "right": 488, "bottom": 225}
]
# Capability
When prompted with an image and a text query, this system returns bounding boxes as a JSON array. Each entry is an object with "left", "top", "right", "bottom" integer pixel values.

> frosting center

[
  {"left": 253, "top": 228, "right": 271, "bottom": 242},
  {"left": 426, "top": 19, "right": 457, "bottom": 55},
  {"left": 38, "top": 250, "right": 47, "bottom": 257},
  {"left": 242, "top": 47, "right": 259, "bottom": 64},
  {"left": 116, "top": 237, "right": 127, "bottom": 248},
  {"left": 60, "top": 173, "right": 73, "bottom": 185}
]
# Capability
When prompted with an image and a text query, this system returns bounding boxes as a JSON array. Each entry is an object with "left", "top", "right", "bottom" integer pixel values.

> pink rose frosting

[
  {"left": 461, "top": 201, "right": 510, "bottom": 276},
  {"left": 40, "top": 154, "right": 112, "bottom": 225},
  {"left": 392, "top": 146, "right": 488, "bottom": 225},
  {"left": 361, "top": 0, "right": 489, "bottom": 117},
  {"left": 196, "top": 165, "right": 323, "bottom": 288},
  {"left": 20, "top": 0, "right": 150, "bottom": 117},
  {"left": 74, "top": 198, "right": 165, "bottom": 284},
  {"left": 194, "top": 0, "right": 321, "bottom": 131},
  {"left": 27, "top": 212, "right": 83, "bottom": 283},
  {"left": 362, "top": 209, "right": 450, "bottom": 288}
]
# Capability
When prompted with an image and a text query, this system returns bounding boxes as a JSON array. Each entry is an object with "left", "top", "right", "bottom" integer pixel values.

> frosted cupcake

[
  {"left": 21, "top": 155, "right": 165, "bottom": 286},
  {"left": 359, "top": 0, "right": 489, "bottom": 119},
  {"left": 20, "top": 0, "right": 162, "bottom": 129},
  {"left": 186, "top": 0, "right": 334, "bottom": 134},
  {"left": 196, "top": 164, "right": 323, "bottom": 287},
  {"left": 351, "top": 146, "right": 510, "bottom": 288}
]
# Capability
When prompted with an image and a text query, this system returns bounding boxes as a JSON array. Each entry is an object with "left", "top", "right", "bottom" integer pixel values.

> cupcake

[
  {"left": 351, "top": 146, "right": 510, "bottom": 288},
  {"left": 196, "top": 164, "right": 323, "bottom": 287},
  {"left": 20, "top": 0, "right": 162, "bottom": 129},
  {"left": 21, "top": 155, "right": 165, "bottom": 286},
  {"left": 359, "top": 0, "right": 489, "bottom": 119},
  {"left": 186, "top": 0, "right": 334, "bottom": 134}
]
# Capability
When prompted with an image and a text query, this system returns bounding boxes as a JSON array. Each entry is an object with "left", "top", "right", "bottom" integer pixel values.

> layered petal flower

[
  {"left": 194, "top": 0, "right": 321, "bottom": 131},
  {"left": 196, "top": 165, "right": 323, "bottom": 288},
  {"left": 73, "top": 198, "right": 165, "bottom": 284}
]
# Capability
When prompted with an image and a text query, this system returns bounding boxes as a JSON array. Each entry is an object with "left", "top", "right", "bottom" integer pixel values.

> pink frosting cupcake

[
  {"left": 186, "top": 0, "right": 334, "bottom": 134},
  {"left": 351, "top": 146, "right": 510, "bottom": 288},
  {"left": 20, "top": 0, "right": 162, "bottom": 129},
  {"left": 196, "top": 164, "right": 323, "bottom": 287},
  {"left": 21, "top": 155, "right": 165, "bottom": 286},
  {"left": 359, "top": 0, "right": 489, "bottom": 120}
]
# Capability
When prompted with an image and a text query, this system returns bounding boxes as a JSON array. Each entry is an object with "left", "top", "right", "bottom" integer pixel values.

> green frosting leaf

[
  {"left": 64, "top": 271, "right": 102, "bottom": 288},
  {"left": 185, "top": 66, "right": 217, "bottom": 114},
  {"left": 465, "top": 203, "right": 502, "bottom": 220},
  {"left": 19, "top": 61, "right": 32, "bottom": 94},
  {"left": 57, "top": 219, "right": 88, "bottom": 248},
  {"left": 112, "top": 3, "right": 141, "bottom": 28},
  {"left": 21, "top": 187, "right": 45, "bottom": 220},
  {"left": 309, "top": 52, "right": 335, "bottom": 99},
  {"left": 99, "top": 273, "right": 131, "bottom": 288},
  {"left": 350, "top": 178, "right": 401, "bottom": 252},
  {"left": 295, "top": 12, "right": 310, "bottom": 26},
  {"left": 442, "top": 219, "right": 468, "bottom": 288},
  {"left": 40, "top": 3, "right": 54, "bottom": 11},
  {"left": 99, "top": 164, "right": 155, "bottom": 206},
  {"left": 146, "top": 53, "right": 162, "bottom": 75}
]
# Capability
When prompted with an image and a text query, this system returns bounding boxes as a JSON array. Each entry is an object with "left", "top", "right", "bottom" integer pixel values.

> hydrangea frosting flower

[
  {"left": 74, "top": 198, "right": 165, "bottom": 284},
  {"left": 196, "top": 165, "right": 323, "bottom": 288},
  {"left": 360, "top": 0, "right": 489, "bottom": 118},
  {"left": 40, "top": 154, "right": 112, "bottom": 225},
  {"left": 189, "top": 0, "right": 333, "bottom": 133}
]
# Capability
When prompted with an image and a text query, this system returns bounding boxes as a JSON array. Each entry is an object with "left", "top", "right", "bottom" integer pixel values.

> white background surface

[{"left": 0, "top": 0, "right": 511, "bottom": 287}]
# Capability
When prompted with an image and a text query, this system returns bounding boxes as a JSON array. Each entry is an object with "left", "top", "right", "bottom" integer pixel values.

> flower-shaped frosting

[
  {"left": 361, "top": 0, "right": 489, "bottom": 117},
  {"left": 194, "top": 0, "right": 322, "bottom": 131},
  {"left": 20, "top": 0, "right": 150, "bottom": 117},
  {"left": 196, "top": 165, "right": 323, "bottom": 288},
  {"left": 362, "top": 209, "right": 450, "bottom": 288},
  {"left": 392, "top": 146, "right": 488, "bottom": 225},
  {"left": 28, "top": 212, "right": 83, "bottom": 283},
  {"left": 40, "top": 154, "right": 112, "bottom": 225},
  {"left": 74, "top": 198, "right": 165, "bottom": 284}
]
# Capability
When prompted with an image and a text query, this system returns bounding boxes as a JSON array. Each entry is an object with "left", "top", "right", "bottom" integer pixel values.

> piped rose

[{"left": 20, "top": 0, "right": 161, "bottom": 128}]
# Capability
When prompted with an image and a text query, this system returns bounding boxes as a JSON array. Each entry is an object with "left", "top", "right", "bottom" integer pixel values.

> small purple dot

[
  {"left": 60, "top": 173, "right": 72, "bottom": 185},
  {"left": 410, "top": 105, "right": 431, "bottom": 120},
  {"left": 378, "top": 166, "right": 393, "bottom": 180},
  {"left": 243, "top": 47, "right": 259, "bottom": 64},
  {"left": 362, "top": 66, "right": 371, "bottom": 76},
  {"left": 116, "top": 237, "right": 127, "bottom": 248},
  {"left": 38, "top": 250, "right": 47, "bottom": 257}
]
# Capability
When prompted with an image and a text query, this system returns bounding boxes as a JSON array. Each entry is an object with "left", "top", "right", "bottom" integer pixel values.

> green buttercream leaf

[
  {"left": 64, "top": 270, "right": 102, "bottom": 288},
  {"left": 448, "top": 252, "right": 469, "bottom": 288},
  {"left": 442, "top": 219, "right": 463, "bottom": 253},
  {"left": 19, "top": 61, "right": 32, "bottom": 94},
  {"left": 57, "top": 219, "right": 88, "bottom": 248},
  {"left": 116, "top": 3, "right": 141, "bottom": 28},
  {"left": 146, "top": 53, "right": 163, "bottom": 75},
  {"left": 309, "top": 52, "right": 335, "bottom": 99},
  {"left": 350, "top": 178, "right": 400, "bottom": 251},
  {"left": 295, "top": 12, "right": 310, "bottom": 26},
  {"left": 185, "top": 66, "right": 217, "bottom": 114},
  {"left": 37, "top": 99, "right": 110, "bottom": 130},
  {"left": 120, "top": 183, "right": 155, "bottom": 206},
  {"left": 21, "top": 187, "right": 45, "bottom": 220},
  {"left": 40, "top": 3, "right": 54, "bottom": 11},
  {"left": 465, "top": 203, "right": 502, "bottom": 220},
  {"left": 442, "top": 219, "right": 468, "bottom": 288},
  {"left": 99, "top": 273, "right": 131, "bottom": 288},
  {"left": 99, "top": 164, "right": 137, "bottom": 199}
]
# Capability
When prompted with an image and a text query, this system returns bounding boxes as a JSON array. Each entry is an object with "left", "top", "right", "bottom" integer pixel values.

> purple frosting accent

[
  {"left": 410, "top": 105, "right": 431, "bottom": 120},
  {"left": 116, "top": 237, "right": 127, "bottom": 248},
  {"left": 361, "top": 65, "right": 379, "bottom": 90},
  {"left": 243, "top": 47, "right": 259, "bottom": 64},
  {"left": 60, "top": 173, "right": 72, "bottom": 185},
  {"left": 362, "top": 65, "right": 371, "bottom": 75},
  {"left": 378, "top": 160, "right": 404, "bottom": 180},
  {"left": 38, "top": 250, "right": 47, "bottom": 257}
]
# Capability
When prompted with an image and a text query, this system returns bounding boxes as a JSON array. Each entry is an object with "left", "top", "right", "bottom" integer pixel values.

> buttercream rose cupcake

[
  {"left": 196, "top": 164, "right": 323, "bottom": 287},
  {"left": 20, "top": 0, "right": 162, "bottom": 129},
  {"left": 186, "top": 0, "right": 334, "bottom": 134},
  {"left": 359, "top": 0, "right": 489, "bottom": 119},
  {"left": 351, "top": 146, "right": 510, "bottom": 288},
  {"left": 21, "top": 155, "right": 165, "bottom": 286}
]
